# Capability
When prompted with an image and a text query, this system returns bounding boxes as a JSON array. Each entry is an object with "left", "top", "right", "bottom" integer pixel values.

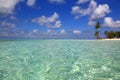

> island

[{"left": 94, "top": 22, "right": 120, "bottom": 40}]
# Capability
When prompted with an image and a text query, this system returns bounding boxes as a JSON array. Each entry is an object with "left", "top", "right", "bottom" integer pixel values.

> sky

[{"left": 0, "top": 0, "right": 120, "bottom": 39}]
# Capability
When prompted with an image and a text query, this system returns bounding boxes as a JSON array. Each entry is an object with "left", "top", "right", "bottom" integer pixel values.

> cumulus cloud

[
  {"left": 32, "top": 12, "right": 62, "bottom": 28},
  {"left": 49, "top": 0, "right": 65, "bottom": 4},
  {"left": 33, "top": 29, "right": 39, "bottom": 32},
  {"left": 72, "top": 0, "right": 110, "bottom": 20},
  {"left": 46, "top": 29, "right": 57, "bottom": 35},
  {"left": 0, "top": 0, "right": 36, "bottom": 14},
  {"left": 72, "top": 0, "right": 97, "bottom": 19},
  {"left": 47, "top": 29, "right": 52, "bottom": 33},
  {"left": 46, "top": 29, "right": 66, "bottom": 35},
  {"left": 77, "top": 0, "right": 89, "bottom": 4},
  {"left": 73, "top": 30, "right": 81, "bottom": 34},
  {"left": 90, "top": 4, "right": 110, "bottom": 20},
  {"left": 0, "top": 0, "right": 20, "bottom": 14},
  {"left": 26, "top": 0, "right": 36, "bottom": 6},
  {"left": 103, "top": 17, "right": 120, "bottom": 27},
  {"left": 1, "top": 21, "right": 15, "bottom": 28},
  {"left": 88, "top": 20, "right": 96, "bottom": 26},
  {"left": 60, "top": 29, "right": 66, "bottom": 34}
]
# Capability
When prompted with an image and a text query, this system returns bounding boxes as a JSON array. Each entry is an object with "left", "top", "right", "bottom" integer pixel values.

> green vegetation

[
  {"left": 104, "top": 31, "right": 120, "bottom": 38},
  {"left": 94, "top": 31, "right": 99, "bottom": 39},
  {"left": 94, "top": 21, "right": 101, "bottom": 39},
  {"left": 94, "top": 21, "right": 120, "bottom": 39}
]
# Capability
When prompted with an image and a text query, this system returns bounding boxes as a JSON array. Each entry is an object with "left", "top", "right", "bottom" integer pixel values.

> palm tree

[
  {"left": 94, "top": 31, "right": 99, "bottom": 39},
  {"left": 104, "top": 31, "right": 108, "bottom": 38},
  {"left": 115, "top": 31, "right": 120, "bottom": 38},
  {"left": 95, "top": 21, "right": 101, "bottom": 31},
  {"left": 94, "top": 21, "right": 101, "bottom": 39}
]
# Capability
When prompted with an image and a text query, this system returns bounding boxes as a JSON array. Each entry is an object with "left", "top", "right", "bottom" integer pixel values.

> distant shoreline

[
  {"left": 0, "top": 38, "right": 120, "bottom": 41},
  {"left": 100, "top": 38, "right": 120, "bottom": 40}
]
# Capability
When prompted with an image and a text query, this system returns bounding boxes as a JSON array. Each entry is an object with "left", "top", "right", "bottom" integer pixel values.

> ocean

[{"left": 0, "top": 40, "right": 120, "bottom": 80}]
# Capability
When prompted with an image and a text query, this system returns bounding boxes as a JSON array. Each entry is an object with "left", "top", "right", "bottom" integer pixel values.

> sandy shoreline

[{"left": 100, "top": 38, "right": 120, "bottom": 40}]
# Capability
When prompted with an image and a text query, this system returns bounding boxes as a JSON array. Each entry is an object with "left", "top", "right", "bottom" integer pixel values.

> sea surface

[{"left": 0, "top": 40, "right": 120, "bottom": 80}]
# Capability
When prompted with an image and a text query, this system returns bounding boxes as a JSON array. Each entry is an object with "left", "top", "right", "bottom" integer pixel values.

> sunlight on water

[{"left": 0, "top": 40, "right": 120, "bottom": 80}]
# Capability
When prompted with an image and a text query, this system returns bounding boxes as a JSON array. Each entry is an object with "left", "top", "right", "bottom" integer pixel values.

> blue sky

[{"left": 0, "top": 0, "right": 120, "bottom": 39}]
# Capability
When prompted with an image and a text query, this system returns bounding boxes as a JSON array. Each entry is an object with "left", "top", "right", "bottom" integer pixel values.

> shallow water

[{"left": 0, "top": 40, "right": 120, "bottom": 80}]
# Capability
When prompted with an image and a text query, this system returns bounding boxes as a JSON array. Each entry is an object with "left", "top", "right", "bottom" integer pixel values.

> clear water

[{"left": 0, "top": 40, "right": 120, "bottom": 80}]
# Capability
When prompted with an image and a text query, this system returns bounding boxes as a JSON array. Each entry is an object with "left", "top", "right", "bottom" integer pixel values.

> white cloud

[
  {"left": 1, "top": 21, "right": 15, "bottom": 28},
  {"left": 46, "top": 29, "right": 59, "bottom": 35},
  {"left": 90, "top": 4, "right": 110, "bottom": 20},
  {"left": 60, "top": 29, "right": 66, "bottom": 34},
  {"left": 46, "top": 29, "right": 66, "bottom": 35},
  {"left": 47, "top": 29, "right": 52, "bottom": 34},
  {"left": 49, "top": 0, "right": 65, "bottom": 4},
  {"left": 72, "top": 0, "right": 110, "bottom": 20},
  {"left": 0, "top": 0, "right": 36, "bottom": 14},
  {"left": 72, "top": 0, "right": 97, "bottom": 19},
  {"left": 26, "top": 0, "right": 36, "bottom": 6},
  {"left": 0, "top": 0, "right": 20, "bottom": 14},
  {"left": 77, "top": 0, "right": 89, "bottom": 4},
  {"left": 88, "top": 20, "right": 96, "bottom": 26},
  {"left": 73, "top": 30, "right": 81, "bottom": 34},
  {"left": 47, "top": 12, "right": 59, "bottom": 22},
  {"left": 103, "top": 17, "right": 120, "bottom": 27},
  {"left": 33, "top": 29, "right": 38, "bottom": 32},
  {"left": 54, "top": 21, "right": 61, "bottom": 28},
  {"left": 32, "top": 12, "right": 62, "bottom": 28}
]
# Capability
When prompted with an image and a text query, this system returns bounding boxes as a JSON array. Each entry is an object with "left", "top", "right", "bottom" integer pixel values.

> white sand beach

[{"left": 100, "top": 38, "right": 120, "bottom": 40}]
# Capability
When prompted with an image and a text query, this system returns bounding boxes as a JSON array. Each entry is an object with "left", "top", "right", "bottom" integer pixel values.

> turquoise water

[{"left": 0, "top": 40, "right": 120, "bottom": 80}]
